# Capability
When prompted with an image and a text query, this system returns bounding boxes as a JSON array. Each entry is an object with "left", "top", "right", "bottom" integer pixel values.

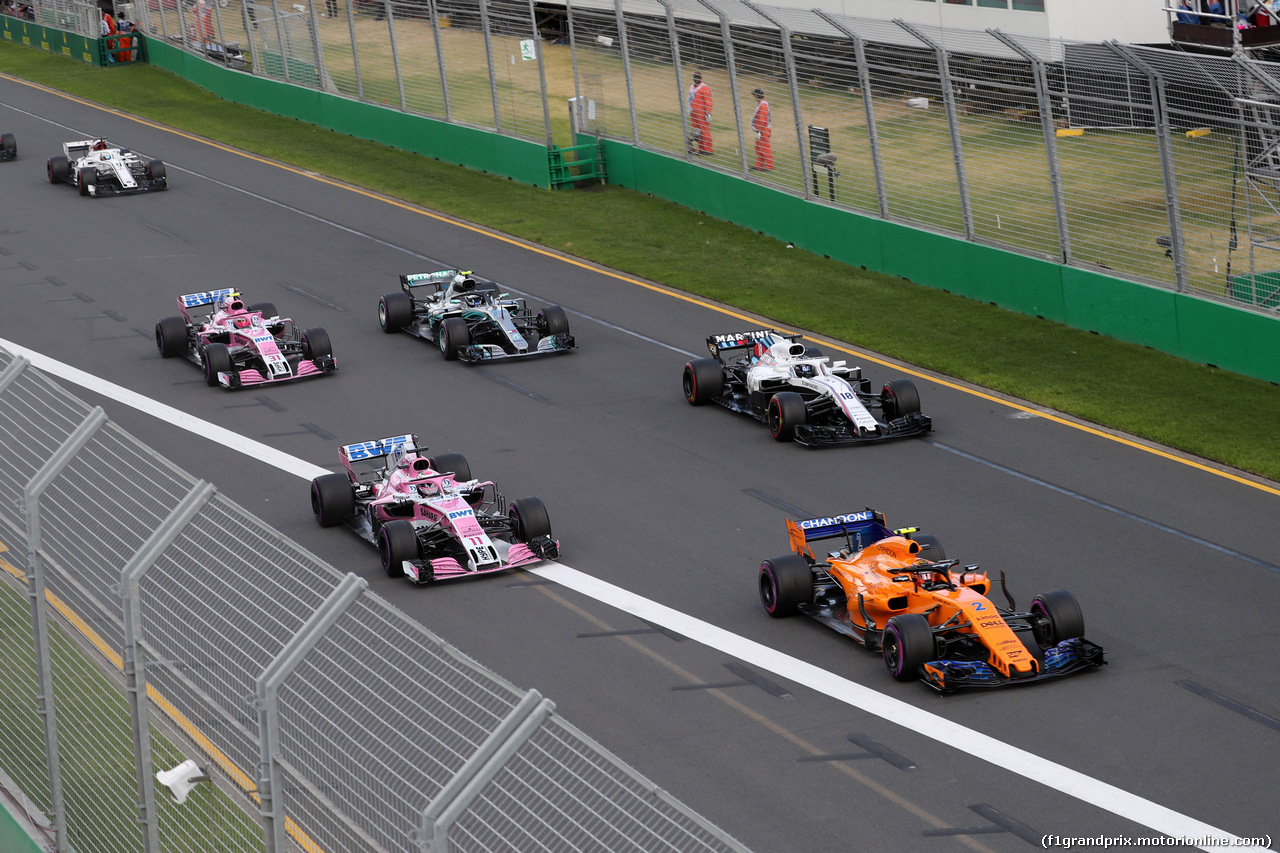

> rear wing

[
  {"left": 340, "top": 433, "right": 419, "bottom": 465},
  {"left": 178, "top": 289, "right": 236, "bottom": 310},
  {"left": 705, "top": 329, "right": 797, "bottom": 357},
  {"left": 177, "top": 289, "right": 237, "bottom": 322},
  {"left": 400, "top": 269, "right": 465, "bottom": 297},
  {"left": 786, "top": 510, "right": 891, "bottom": 560}
]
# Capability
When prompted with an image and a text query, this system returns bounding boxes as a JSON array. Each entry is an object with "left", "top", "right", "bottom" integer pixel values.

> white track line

[{"left": 1, "top": 339, "right": 1269, "bottom": 853}]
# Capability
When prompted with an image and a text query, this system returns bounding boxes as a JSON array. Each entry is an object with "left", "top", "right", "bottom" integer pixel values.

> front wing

[
  {"left": 181, "top": 349, "right": 337, "bottom": 388},
  {"left": 920, "top": 638, "right": 1106, "bottom": 693},
  {"left": 457, "top": 332, "right": 576, "bottom": 363}
]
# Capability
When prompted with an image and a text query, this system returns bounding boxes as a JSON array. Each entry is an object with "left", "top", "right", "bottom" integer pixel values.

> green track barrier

[
  {"left": 9, "top": 32, "right": 1279, "bottom": 381},
  {"left": 144, "top": 40, "right": 551, "bottom": 188},
  {"left": 1, "top": 16, "right": 99, "bottom": 65},
  {"left": 602, "top": 140, "right": 1280, "bottom": 385},
  {"left": 0, "top": 799, "right": 43, "bottom": 853}
]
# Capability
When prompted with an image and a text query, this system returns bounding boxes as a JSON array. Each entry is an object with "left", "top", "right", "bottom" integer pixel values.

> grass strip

[{"left": 4, "top": 43, "right": 1279, "bottom": 482}]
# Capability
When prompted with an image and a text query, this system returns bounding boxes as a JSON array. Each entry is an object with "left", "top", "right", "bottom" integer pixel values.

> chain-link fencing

[
  {"left": 0, "top": 346, "right": 750, "bottom": 853},
  {"left": 16, "top": 0, "right": 1280, "bottom": 306}
]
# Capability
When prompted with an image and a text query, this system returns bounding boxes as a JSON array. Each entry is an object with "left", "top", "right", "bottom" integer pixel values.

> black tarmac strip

[{"left": 1, "top": 77, "right": 1277, "bottom": 852}]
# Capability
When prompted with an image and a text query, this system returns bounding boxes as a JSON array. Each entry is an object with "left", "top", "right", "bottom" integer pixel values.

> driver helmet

[
  {"left": 92, "top": 139, "right": 108, "bottom": 151},
  {"left": 232, "top": 316, "right": 250, "bottom": 329}
]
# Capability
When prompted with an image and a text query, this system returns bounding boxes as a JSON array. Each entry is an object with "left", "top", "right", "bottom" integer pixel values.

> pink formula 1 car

[
  {"left": 309, "top": 434, "right": 560, "bottom": 583},
  {"left": 155, "top": 289, "right": 336, "bottom": 388}
]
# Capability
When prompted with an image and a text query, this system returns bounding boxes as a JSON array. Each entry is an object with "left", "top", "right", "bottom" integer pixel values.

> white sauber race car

[
  {"left": 46, "top": 137, "right": 167, "bottom": 197},
  {"left": 378, "top": 269, "right": 575, "bottom": 362},
  {"left": 682, "top": 329, "right": 932, "bottom": 446}
]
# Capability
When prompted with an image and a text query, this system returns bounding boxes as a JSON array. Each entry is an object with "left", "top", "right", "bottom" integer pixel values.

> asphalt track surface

[{"left": 2, "top": 76, "right": 1278, "bottom": 853}]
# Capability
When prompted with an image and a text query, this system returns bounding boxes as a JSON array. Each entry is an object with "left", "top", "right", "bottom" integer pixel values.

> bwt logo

[
  {"left": 448, "top": 508, "right": 473, "bottom": 519},
  {"left": 799, "top": 512, "right": 874, "bottom": 529}
]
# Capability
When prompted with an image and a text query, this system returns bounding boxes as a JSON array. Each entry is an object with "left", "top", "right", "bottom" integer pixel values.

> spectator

[
  {"left": 687, "top": 72, "right": 713, "bottom": 156},
  {"left": 750, "top": 87, "right": 773, "bottom": 172},
  {"left": 1206, "top": 0, "right": 1224, "bottom": 22},
  {"left": 1177, "top": 0, "right": 1200, "bottom": 23}
]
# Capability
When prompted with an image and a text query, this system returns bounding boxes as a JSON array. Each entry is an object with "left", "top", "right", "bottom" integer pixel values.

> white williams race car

[
  {"left": 378, "top": 269, "right": 575, "bottom": 362},
  {"left": 46, "top": 138, "right": 167, "bottom": 197},
  {"left": 682, "top": 329, "right": 931, "bottom": 446}
]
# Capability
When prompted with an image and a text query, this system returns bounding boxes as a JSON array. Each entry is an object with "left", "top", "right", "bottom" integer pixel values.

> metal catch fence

[
  {"left": 22, "top": 0, "right": 1280, "bottom": 311},
  {"left": 0, "top": 346, "right": 750, "bottom": 853}
]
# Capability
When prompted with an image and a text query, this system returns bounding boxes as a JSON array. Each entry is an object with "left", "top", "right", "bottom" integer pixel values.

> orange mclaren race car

[{"left": 758, "top": 510, "right": 1105, "bottom": 692}]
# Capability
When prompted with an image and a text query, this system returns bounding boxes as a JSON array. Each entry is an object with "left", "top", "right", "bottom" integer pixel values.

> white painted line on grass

[{"left": 1, "top": 338, "right": 1269, "bottom": 853}]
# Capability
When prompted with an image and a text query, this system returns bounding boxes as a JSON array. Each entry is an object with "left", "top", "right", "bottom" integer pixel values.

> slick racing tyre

[
  {"left": 439, "top": 317, "right": 471, "bottom": 360},
  {"left": 378, "top": 519, "right": 420, "bottom": 578},
  {"left": 682, "top": 358, "right": 724, "bottom": 405},
  {"left": 0, "top": 133, "right": 15, "bottom": 158},
  {"left": 537, "top": 305, "right": 570, "bottom": 337},
  {"left": 301, "top": 327, "right": 332, "bottom": 360},
  {"left": 882, "top": 614, "right": 935, "bottom": 682},
  {"left": 767, "top": 391, "right": 807, "bottom": 441},
  {"left": 311, "top": 473, "right": 356, "bottom": 527},
  {"left": 155, "top": 316, "right": 189, "bottom": 358},
  {"left": 509, "top": 496, "right": 552, "bottom": 542},
  {"left": 427, "top": 452, "right": 471, "bottom": 483},
  {"left": 200, "top": 342, "right": 233, "bottom": 387},
  {"left": 378, "top": 292, "right": 413, "bottom": 333},
  {"left": 881, "top": 378, "right": 921, "bottom": 419},
  {"left": 146, "top": 159, "right": 166, "bottom": 185},
  {"left": 906, "top": 532, "right": 945, "bottom": 560},
  {"left": 759, "top": 553, "right": 812, "bottom": 618},
  {"left": 250, "top": 302, "right": 278, "bottom": 321},
  {"left": 1030, "top": 589, "right": 1085, "bottom": 645},
  {"left": 47, "top": 155, "right": 69, "bottom": 184},
  {"left": 78, "top": 166, "right": 96, "bottom": 196}
]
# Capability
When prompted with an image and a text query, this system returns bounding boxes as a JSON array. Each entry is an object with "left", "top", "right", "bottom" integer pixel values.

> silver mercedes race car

[
  {"left": 46, "top": 137, "right": 167, "bottom": 197},
  {"left": 682, "top": 329, "right": 931, "bottom": 446},
  {"left": 378, "top": 269, "right": 575, "bottom": 362}
]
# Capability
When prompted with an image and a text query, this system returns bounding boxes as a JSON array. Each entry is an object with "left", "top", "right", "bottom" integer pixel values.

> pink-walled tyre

[
  {"left": 759, "top": 553, "right": 812, "bottom": 617},
  {"left": 378, "top": 520, "right": 419, "bottom": 578},
  {"left": 311, "top": 474, "right": 355, "bottom": 527},
  {"left": 883, "top": 614, "right": 934, "bottom": 681}
]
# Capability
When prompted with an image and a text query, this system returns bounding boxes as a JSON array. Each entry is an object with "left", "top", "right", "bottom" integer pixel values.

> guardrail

[{"left": 0, "top": 346, "right": 750, "bottom": 853}]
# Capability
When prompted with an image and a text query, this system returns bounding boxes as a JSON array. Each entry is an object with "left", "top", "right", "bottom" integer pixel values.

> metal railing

[
  {"left": 0, "top": 345, "right": 750, "bottom": 853},
  {"left": 20, "top": 0, "right": 1280, "bottom": 310}
]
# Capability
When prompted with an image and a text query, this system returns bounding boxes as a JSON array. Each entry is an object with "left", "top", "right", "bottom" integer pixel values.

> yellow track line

[{"left": 4, "top": 73, "right": 1277, "bottom": 500}]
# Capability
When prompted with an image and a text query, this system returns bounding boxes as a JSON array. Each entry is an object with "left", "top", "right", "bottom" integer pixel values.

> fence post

[
  {"left": 990, "top": 29, "right": 1073, "bottom": 264},
  {"left": 386, "top": 0, "right": 407, "bottom": 111},
  {"left": 0, "top": 354, "right": 28, "bottom": 395},
  {"left": 269, "top": 0, "right": 292, "bottom": 83},
  {"left": 120, "top": 481, "right": 217, "bottom": 853},
  {"left": 417, "top": 690, "right": 555, "bottom": 853},
  {"left": 895, "top": 19, "right": 974, "bottom": 241},
  {"left": 428, "top": 0, "right": 451, "bottom": 121},
  {"left": 255, "top": 573, "right": 367, "bottom": 853},
  {"left": 744, "top": 2, "right": 804, "bottom": 182},
  {"left": 612, "top": 0, "right": 640, "bottom": 145},
  {"left": 306, "top": 0, "right": 325, "bottom": 89},
  {"left": 479, "top": 0, "right": 502, "bottom": 131},
  {"left": 818, "top": 12, "right": 888, "bottom": 216},
  {"left": 656, "top": 0, "right": 690, "bottom": 156},
  {"left": 343, "top": 0, "right": 364, "bottom": 100},
  {"left": 697, "top": 0, "right": 747, "bottom": 172},
  {"left": 23, "top": 406, "right": 107, "bottom": 853},
  {"left": 1105, "top": 41, "right": 1186, "bottom": 293}
]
